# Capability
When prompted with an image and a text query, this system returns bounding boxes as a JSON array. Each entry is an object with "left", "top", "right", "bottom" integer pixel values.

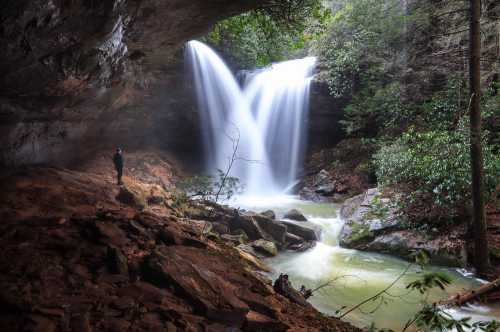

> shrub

[{"left": 374, "top": 118, "right": 500, "bottom": 220}]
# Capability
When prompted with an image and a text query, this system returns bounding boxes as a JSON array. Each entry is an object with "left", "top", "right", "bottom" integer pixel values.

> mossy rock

[{"left": 340, "top": 221, "right": 374, "bottom": 248}]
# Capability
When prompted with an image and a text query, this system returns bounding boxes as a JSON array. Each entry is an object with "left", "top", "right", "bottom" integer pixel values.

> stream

[{"left": 231, "top": 195, "right": 500, "bottom": 331}]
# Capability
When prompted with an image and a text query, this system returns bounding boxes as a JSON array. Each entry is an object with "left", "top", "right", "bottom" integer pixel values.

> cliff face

[
  {"left": 404, "top": 0, "right": 499, "bottom": 101},
  {"left": 0, "top": 0, "right": 267, "bottom": 167}
]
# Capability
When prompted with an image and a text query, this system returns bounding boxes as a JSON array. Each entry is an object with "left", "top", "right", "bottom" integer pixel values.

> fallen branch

[{"left": 439, "top": 278, "right": 500, "bottom": 307}]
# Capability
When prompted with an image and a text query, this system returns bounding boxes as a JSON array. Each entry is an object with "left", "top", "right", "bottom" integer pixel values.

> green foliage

[
  {"left": 339, "top": 82, "right": 409, "bottom": 136},
  {"left": 406, "top": 272, "right": 452, "bottom": 294},
  {"left": 316, "top": 0, "right": 410, "bottom": 97},
  {"left": 412, "top": 305, "right": 499, "bottom": 332},
  {"left": 420, "top": 77, "right": 468, "bottom": 131},
  {"left": 374, "top": 119, "right": 500, "bottom": 214},
  {"left": 205, "top": 0, "right": 328, "bottom": 68},
  {"left": 177, "top": 170, "right": 242, "bottom": 202}
]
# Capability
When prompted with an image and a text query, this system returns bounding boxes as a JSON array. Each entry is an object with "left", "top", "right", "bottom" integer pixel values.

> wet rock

[
  {"left": 106, "top": 246, "right": 128, "bottom": 275},
  {"left": 237, "top": 244, "right": 261, "bottom": 258},
  {"left": 247, "top": 213, "right": 287, "bottom": 244},
  {"left": 229, "top": 214, "right": 265, "bottom": 241},
  {"left": 280, "top": 220, "right": 321, "bottom": 241},
  {"left": 284, "top": 232, "right": 303, "bottom": 245},
  {"left": 236, "top": 248, "right": 271, "bottom": 272},
  {"left": 339, "top": 188, "right": 399, "bottom": 248},
  {"left": 288, "top": 241, "right": 316, "bottom": 252},
  {"left": 251, "top": 239, "right": 278, "bottom": 257},
  {"left": 221, "top": 234, "right": 247, "bottom": 245},
  {"left": 283, "top": 209, "right": 308, "bottom": 222},
  {"left": 261, "top": 210, "right": 276, "bottom": 220},
  {"left": 315, "top": 183, "right": 336, "bottom": 196}
]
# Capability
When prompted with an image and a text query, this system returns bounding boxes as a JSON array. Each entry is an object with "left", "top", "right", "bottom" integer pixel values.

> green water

[{"left": 231, "top": 195, "right": 500, "bottom": 331}]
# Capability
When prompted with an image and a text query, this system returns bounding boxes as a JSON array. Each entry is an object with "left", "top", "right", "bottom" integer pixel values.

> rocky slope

[{"left": 0, "top": 153, "right": 360, "bottom": 332}]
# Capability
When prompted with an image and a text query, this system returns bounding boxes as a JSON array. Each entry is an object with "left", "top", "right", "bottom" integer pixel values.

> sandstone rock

[
  {"left": 94, "top": 221, "right": 128, "bottom": 246},
  {"left": 157, "top": 228, "right": 181, "bottom": 246},
  {"left": 261, "top": 210, "right": 276, "bottom": 220},
  {"left": 247, "top": 213, "right": 287, "bottom": 244},
  {"left": 244, "top": 311, "right": 288, "bottom": 332},
  {"left": 229, "top": 214, "right": 265, "bottom": 241},
  {"left": 280, "top": 220, "right": 321, "bottom": 241},
  {"left": 30, "top": 315, "right": 57, "bottom": 332},
  {"left": 70, "top": 312, "right": 91, "bottom": 332},
  {"left": 116, "top": 185, "right": 147, "bottom": 210},
  {"left": 283, "top": 209, "right": 308, "bottom": 222},
  {"left": 251, "top": 240, "right": 278, "bottom": 257},
  {"left": 140, "top": 251, "right": 250, "bottom": 327},
  {"left": 236, "top": 248, "right": 271, "bottom": 272},
  {"left": 106, "top": 246, "right": 129, "bottom": 275}
]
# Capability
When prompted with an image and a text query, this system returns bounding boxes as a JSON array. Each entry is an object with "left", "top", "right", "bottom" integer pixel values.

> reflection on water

[{"left": 231, "top": 195, "right": 500, "bottom": 331}]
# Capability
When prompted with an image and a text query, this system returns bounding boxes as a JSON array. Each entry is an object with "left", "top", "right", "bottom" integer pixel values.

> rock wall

[{"left": 0, "top": 0, "right": 268, "bottom": 168}]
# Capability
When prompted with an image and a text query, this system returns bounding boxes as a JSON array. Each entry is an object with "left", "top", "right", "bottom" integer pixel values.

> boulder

[
  {"left": 339, "top": 188, "right": 399, "bottom": 248},
  {"left": 261, "top": 210, "right": 276, "bottom": 220},
  {"left": 280, "top": 220, "right": 321, "bottom": 241},
  {"left": 283, "top": 209, "right": 308, "bottom": 222},
  {"left": 221, "top": 234, "right": 247, "bottom": 245},
  {"left": 229, "top": 214, "right": 265, "bottom": 241},
  {"left": 247, "top": 213, "right": 287, "bottom": 244},
  {"left": 364, "top": 231, "right": 467, "bottom": 267},
  {"left": 251, "top": 239, "right": 278, "bottom": 257},
  {"left": 288, "top": 241, "right": 316, "bottom": 252},
  {"left": 284, "top": 232, "right": 303, "bottom": 245},
  {"left": 315, "top": 183, "right": 336, "bottom": 196}
]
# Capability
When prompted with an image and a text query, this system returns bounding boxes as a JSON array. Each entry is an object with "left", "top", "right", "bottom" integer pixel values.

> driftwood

[{"left": 439, "top": 278, "right": 500, "bottom": 306}]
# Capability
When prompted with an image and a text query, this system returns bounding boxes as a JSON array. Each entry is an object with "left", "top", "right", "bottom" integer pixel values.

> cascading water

[{"left": 187, "top": 40, "right": 316, "bottom": 196}]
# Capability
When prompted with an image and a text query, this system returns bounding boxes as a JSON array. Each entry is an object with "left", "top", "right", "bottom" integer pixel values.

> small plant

[{"left": 177, "top": 170, "right": 242, "bottom": 202}]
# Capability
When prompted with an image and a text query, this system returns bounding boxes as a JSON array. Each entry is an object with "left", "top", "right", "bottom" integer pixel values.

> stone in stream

[
  {"left": 280, "top": 220, "right": 321, "bottom": 241},
  {"left": 261, "top": 210, "right": 276, "bottom": 220},
  {"left": 251, "top": 239, "right": 278, "bottom": 257},
  {"left": 283, "top": 209, "right": 308, "bottom": 222}
]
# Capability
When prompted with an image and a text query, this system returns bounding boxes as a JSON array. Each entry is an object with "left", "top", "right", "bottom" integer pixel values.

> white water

[
  {"left": 186, "top": 40, "right": 499, "bottom": 330},
  {"left": 187, "top": 40, "right": 316, "bottom": 196},
  {"left": 236, "top": 198, "right": 500, "bottom": 331}
]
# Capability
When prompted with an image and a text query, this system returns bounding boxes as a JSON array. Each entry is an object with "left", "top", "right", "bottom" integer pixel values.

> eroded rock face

[{"left": 0, "top": 0, "right": 268, "bottom": 167}]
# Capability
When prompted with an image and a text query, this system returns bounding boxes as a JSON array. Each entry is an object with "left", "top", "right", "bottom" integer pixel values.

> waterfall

[{"left": 187, "top": 40, "right": 316, "bottom": 196}]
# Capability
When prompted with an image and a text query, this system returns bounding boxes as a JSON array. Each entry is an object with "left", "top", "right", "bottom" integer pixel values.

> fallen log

[{"left": 439, "top": 278, "right": 500, "bottom": 306}]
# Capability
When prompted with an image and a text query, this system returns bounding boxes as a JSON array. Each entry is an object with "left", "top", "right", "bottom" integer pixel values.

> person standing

[{"left": 113, "top": 148, "right": 124, "bottom": 185}]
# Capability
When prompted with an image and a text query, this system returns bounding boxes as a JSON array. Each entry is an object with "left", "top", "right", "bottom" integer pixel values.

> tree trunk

[
  {"left": 439, "top": 278, "right": 500, "bottom": 307},
  {"left": 469, "top": 0, "right": 490, "bottom": 274}
]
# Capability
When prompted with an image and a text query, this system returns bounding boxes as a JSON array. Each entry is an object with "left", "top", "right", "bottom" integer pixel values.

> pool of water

[{"left": 229, "top": 195, "right": 500, "bottom": 331}]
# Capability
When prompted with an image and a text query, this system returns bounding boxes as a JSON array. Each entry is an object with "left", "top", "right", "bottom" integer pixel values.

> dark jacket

[{"left": 113, "top": 153, "right": 123, "bottom": 170}]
